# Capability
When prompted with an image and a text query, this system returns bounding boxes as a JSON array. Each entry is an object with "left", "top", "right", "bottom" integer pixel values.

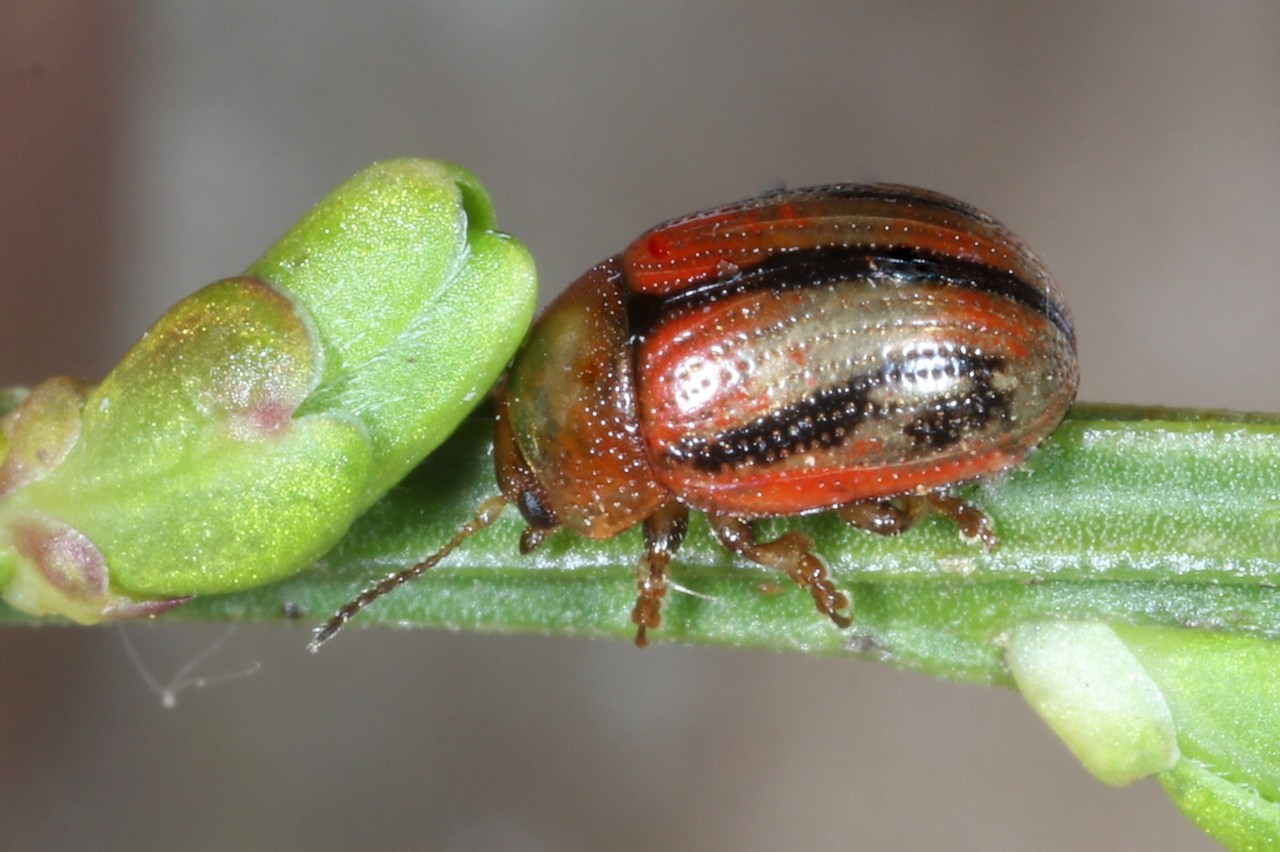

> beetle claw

[{"left": 708, "top": 517, "right": 854, "bottom": 631}]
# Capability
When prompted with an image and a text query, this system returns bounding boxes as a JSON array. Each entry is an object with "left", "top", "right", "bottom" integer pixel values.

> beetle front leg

[
  {"left": 631, "top": 501, "right": 689, "bottom": 647},
  {"left": 707, "top": 516, "right": 852, "bottom": 629}
]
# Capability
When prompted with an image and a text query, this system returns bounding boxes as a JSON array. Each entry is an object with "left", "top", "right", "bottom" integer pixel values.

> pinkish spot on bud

[
  {"left": 12, "top": 517, "right": 107, "bottom": 599},
  {"left": 230, "top": 398, "right": 295, "bottom": 440},
  {"left": 10, "top": 515, "right": 189, "bottom": 619}
]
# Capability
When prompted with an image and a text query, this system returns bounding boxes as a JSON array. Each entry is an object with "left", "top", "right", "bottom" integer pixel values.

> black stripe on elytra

[
  {"left": 899, "top": 352, "right": 1011, "bottom": 451},
  {"left": 664, "top": 376, "right": 878, "bottom": 471},
  {"left": 643, "top": 184, "right": 985, "bottom": 233},
  {"left": 774, "top": 183, "right": 986, "bottom": 220},
  {"left": 665, "top": 350, "right": 1013, "bottom": 472},
  {"left": 625, "top": 245, "right": 1073, "bottom": 346}
]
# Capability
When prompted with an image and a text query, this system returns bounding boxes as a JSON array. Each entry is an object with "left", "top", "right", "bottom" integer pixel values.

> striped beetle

[{"left": 313, "top": 184, "right": 1078, "bottom": 648}]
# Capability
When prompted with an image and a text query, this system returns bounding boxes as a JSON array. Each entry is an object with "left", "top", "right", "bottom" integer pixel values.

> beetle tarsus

[
  {"left": 839, "top": 492, "right": 999, "bottom": 551},
  {"left": 630, "top": 502, "right": 688, "bottom": 647},
  {"left": 631, "top": 554, "right": 666, "bottom": 648},
  {"left": 708, "top": 516, "right": 853, "bottom": 630},
  {"left": 923, "top": 492, "right": 1000, "bottom": 550}
]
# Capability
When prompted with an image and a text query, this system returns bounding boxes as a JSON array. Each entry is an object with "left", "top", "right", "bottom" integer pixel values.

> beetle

[{"left": 311, "top": 183, "right": 1078, "bottom": 650}]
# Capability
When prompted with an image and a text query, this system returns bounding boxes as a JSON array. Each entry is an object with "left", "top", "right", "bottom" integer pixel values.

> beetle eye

[{"left": 517, "top": 486, "right": 559, "bottom": 531}]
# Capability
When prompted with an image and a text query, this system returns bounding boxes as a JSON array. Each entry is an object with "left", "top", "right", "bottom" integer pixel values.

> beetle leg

[
  {"left": 838, "top": 492, "right": 998, "bottom": 550},
  {"left": 923, "top": 491, "right": 999, "bottom": 550},
  {"left": 707, "top": 516, "right": 852, "bottom": 629},
  {"left": 836, "top": 499, "right": 927, "bottom": 536},
  {"left": 631, "top": 501, "right": 689, "bottom": 647}
]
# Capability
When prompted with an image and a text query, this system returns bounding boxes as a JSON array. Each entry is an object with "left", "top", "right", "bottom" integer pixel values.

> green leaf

[{"left": 1123, "top": 627, "right": 1280, "bottom": 851}]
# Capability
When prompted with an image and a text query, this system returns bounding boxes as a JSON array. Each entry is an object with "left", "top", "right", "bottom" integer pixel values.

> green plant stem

[{"left": 5, "top": 402, "right": 1272, "bottom": 679}]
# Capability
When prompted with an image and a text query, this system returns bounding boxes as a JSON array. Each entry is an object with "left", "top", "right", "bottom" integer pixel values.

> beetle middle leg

[
  {"left": 836, "top": 498, "right": 927, "bottom": 536},
  {"left": 838, "top": 491, "right": 998, "bottom": 550},
  {"left": 631, "top": 501, "right": 690, "bottom": 647},
  {"left": 707, "top": 516, "right": 852, "bottom": 629}
]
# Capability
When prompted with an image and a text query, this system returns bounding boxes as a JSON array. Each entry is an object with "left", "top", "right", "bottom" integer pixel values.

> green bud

[
  {"left": 1007, "top": 621, "right": 1179, "bottom": 786},
  {"left": 0, "top": 159, "right": 535, "bottom": 620},
  {"left": 246, "top": 159, "right": 534, "bottom": 500},
  {"left": 1011, "top": 622, "right": 1280, "bottom": 848}
]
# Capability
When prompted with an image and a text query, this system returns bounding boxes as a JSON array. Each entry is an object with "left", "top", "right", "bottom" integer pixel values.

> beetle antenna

[{"left": 308, "top": 496, "right": 508, "bottom": 652}]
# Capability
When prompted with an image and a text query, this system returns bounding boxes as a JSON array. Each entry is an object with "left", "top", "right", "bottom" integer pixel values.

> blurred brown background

[{"left": 2, "top": 2, "right": 1277, "bottom": 850}]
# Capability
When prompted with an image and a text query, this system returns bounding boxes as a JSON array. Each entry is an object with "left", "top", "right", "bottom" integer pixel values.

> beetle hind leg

[
  {"left": 708, "top": 516, "right": 852, "bottom": 629},
  {"left": 922, "top": 491, "right": 999, "bottom": 550},
  {"left": 631, "top": 502, "right": 690, "bottom": 647},
  {"left": 838, "top": 491, "right": 998, "bottom": 550}
]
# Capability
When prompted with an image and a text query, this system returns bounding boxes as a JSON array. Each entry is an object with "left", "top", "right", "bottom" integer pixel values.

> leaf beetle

[{"left": 312, "top": 183, "right": 1077, "bottom": 649}]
